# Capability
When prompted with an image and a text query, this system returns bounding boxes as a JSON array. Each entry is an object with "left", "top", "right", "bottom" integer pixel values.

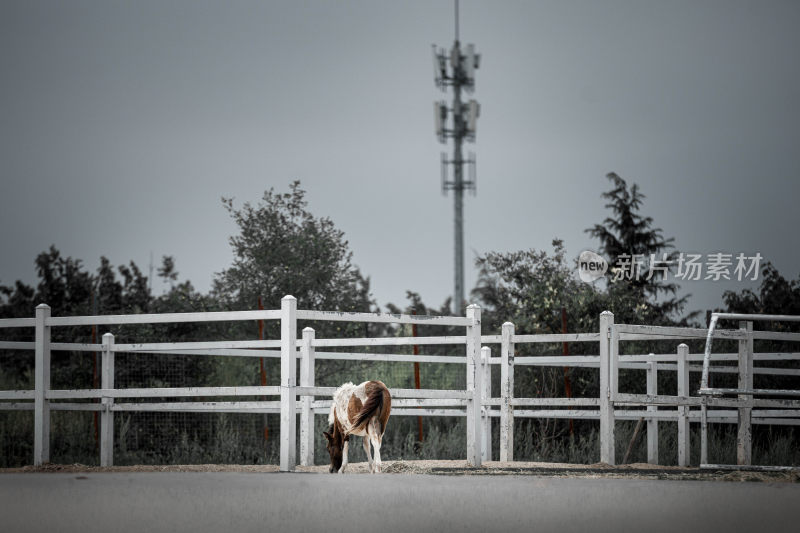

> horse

[{"left": 323, "top": 380, "right": 391, "bottom": 474}]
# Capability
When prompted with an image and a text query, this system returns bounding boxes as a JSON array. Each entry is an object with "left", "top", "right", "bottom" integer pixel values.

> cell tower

[{"left": 433, "top": 0, "right": 480, "bottom": 314}]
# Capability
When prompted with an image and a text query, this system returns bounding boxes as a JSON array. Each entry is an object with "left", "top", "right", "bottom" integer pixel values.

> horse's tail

[{"left": 351, "top": 381, "right": 391, "bottom": 435}]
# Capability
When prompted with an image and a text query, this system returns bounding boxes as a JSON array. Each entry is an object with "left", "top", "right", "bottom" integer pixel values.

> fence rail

[
  {"left": 698, "top": 312, "right": 800, "bottom": 468},
  {"left": 2, "top": 299, "right": 799, "bottom": 470}
]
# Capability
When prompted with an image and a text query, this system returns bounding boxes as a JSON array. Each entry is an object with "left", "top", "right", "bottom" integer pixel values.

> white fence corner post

[
  {"left": 599, "top": 311, "right": 615, "bottom": 465},
  {"left": 34, "top": 303, "right": 51, "bottom": 466},
  {"left": 300, "top": 327, "right": 315, "bottom": 467},
  {"left": 677, "top": 343, "right": 690, "bottom": 467},
  {"left": 500, "top": 322, "right": 515, "bottom": 462},
  {"left": 100, "top": 333, "right": 115, "bottom": 467},
  {"left": 466, "top": 304, "right": 482, "bottom": 467},
  {"left": 480, "top": 346, "right": 491, "bottom": 463},
  {"left": 280, "top": 295, "right": 298, "bottom": 472},
  {"left": 646, "top": 359, "right": 658, "bottom": 465},
  {"left": 737, "top": 321, "right": 753, "bottom": 466}
]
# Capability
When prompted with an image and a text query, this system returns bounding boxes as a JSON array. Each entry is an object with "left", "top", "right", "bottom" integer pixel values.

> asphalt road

[{"left": 2, "top": 472, "right": 799, "bottom": 533}]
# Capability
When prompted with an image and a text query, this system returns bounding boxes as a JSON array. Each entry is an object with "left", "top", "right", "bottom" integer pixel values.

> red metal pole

[
  {"left": 561, "top": 306, "right": 574, "bottom": 436},
  {"left": 258, "top": 297, "right": 269, "bottom": 441},
  {"left": 412, "top": 310, "right": 423, "bottom": 442}
]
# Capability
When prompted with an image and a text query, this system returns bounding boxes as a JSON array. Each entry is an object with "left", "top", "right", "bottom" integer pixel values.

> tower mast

[{"left": 433, "top": 0, "right": 480, "bottom": 314}]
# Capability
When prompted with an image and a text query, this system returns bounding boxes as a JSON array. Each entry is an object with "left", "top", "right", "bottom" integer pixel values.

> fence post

[
  {"left": 34, "top": 304, "right": 51, "bottom": 466},
  {"left": 677, "top": 343, "right": 690, "bottom": 467},
  {"left": 300, "top": 327, "right": 315, "bottom": 467},
  {"left": 737, "top": 321, "right": 753, "bottom": 466},
  {"left": 500, "top": 322, "right": 515, "bottom": 462},
  {"left": 280, "top": 295, "right": 298, "bottom": 472},
  {"left": 646, "top": 359, "right": 658, "bottom": 464},
  {"left": 599, "top": 311, "right": 615, "bottom": 465},
  {"left": 481, "top": 346, "right": 491, "bottom": 463},
  {"left": 100, "top": 333, "right": 115, "bottom": 467},
  {"left": 466, "top": 304, "right": 482, "bottom": 467}
]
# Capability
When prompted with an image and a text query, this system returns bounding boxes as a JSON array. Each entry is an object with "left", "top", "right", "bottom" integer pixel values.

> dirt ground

[{"left": 2, "top": 460, "right": 798, "bottom": 483}]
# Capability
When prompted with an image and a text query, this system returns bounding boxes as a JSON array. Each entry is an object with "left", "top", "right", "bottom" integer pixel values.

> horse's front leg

[
  {"left": 363, "top": 434, "right": 374, "bottom": 473},
  {"left": 338, "top": 439, "right": 349, "bottom": 474}
]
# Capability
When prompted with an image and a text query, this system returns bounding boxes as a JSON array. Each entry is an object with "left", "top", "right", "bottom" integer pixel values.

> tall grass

[{"left": 3, "top": 410, "right": 799, "bottom": 468}]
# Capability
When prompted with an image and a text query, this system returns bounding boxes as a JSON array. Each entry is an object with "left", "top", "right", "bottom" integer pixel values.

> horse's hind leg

[
  {"left": 363, "top": 434, "right": 374, "bottom": 473},
  {"left": 368, "top": 418, "right": 382, "bottom": 473},
  {"left": 338, "top": 439, "right": 349, "bottom": 474}
]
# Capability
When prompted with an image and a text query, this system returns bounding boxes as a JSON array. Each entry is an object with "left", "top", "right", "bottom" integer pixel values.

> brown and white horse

[{"left": 323, "top": 380, "right": 391, "bottom": 474}]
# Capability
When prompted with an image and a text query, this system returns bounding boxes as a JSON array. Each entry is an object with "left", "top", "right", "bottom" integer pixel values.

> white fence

[
  {"left": 2, "top": 297, "right": 799, "bottom": 470},
  {"left": 698, "top": 312, "right": 800, "bottom": 469}
]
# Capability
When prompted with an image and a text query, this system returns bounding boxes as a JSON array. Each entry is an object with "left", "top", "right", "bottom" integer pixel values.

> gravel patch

[{"left": 3, "top": 460, "right": 797, "bottom": 482}]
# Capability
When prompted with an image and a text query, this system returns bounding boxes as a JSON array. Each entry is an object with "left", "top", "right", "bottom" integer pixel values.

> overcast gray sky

[{"left": 1, "top": 0, "right": 798, "bottom": 317}]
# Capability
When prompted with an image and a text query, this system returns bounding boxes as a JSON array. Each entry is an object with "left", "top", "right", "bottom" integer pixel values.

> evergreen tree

[{"left": 585, "top": 172, "right": 688, "bottom": 318}]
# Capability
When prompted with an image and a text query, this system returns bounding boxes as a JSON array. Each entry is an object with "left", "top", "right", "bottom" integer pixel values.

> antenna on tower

[
  {"left": 432, "top": 0, "right": 481, "bottom": 314},
  {"left": 455, "top": 0, "right": 459, "bottom": 42}
]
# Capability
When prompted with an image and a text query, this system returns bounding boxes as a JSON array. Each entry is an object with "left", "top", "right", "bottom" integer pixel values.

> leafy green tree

[
  {"left": 474, "top": 239, "right": 597, "bottom": 335},
  {"left": 0, "top": 280, "right": 35, "bottom": 319},
  {"left": 213, "top": 180, "right": 376, "bottom": 327},
  {"left": 723, "top": 262, "right": 800, "bottom": 319},
  {"left": 95, "top": 257, "right": 123, "bottom": 314},
  {"left": 210, "top": 181, "right": 382, "bottom": 405},
  {"left": 385, "top": 290, "right": 452, "bottom": 320},
  {"left": 471, "top": 240, "right": 601, "bottom": 455},
  {"left": 0, "top": 249, "right": 236, "bottom": 466},
  {"left": 470, "top": 174, "right": 699, "bottom": 458},
  {"left": 157, "top": 256, "right": 179, "bottom": 288},
  {"left": 33, "top": 246, "right": 94, "bottom": 318}
]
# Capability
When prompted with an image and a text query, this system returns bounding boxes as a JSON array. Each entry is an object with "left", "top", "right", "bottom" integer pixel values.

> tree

[
  {"left": 474, "top": 239, "right": 597, "bottom": 334},
  {"left": 157, "top": 256, "right": 179, "bottom": 288},
  {"left": 469, "top": 174, "right": 698, "bottom": 459},
  {"left": 211, "top": 181, "right": 379, "bottom": 402},
  {"left": 585, "top": 172, "right": 688, "bottom": 319},
  {"left": 385, "top": 291, "right": 452, "bottom": 319},
  {"left": 471, "top": 240, "right": 607, "bottom": 456},
  {"left": 213, "top": 181, "right": 375, "bottom": 316},
  {"left": 33, "top": 246, "right": 94, "bottom": 317},
  {"left": 0, "top": 248, "right": 233, "bottom": 467},
  {"left": 723, "top": 262, "right": 800, "bottom": 319}
]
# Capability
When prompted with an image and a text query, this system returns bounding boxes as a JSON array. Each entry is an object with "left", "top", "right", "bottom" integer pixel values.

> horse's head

[{"left": 322, "top": 424, "right": 344, "bottom": 473}]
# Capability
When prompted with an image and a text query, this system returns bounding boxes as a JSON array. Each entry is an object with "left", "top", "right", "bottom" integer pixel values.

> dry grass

[{"left": 3, "top": 460, "right": 797, "bottom": 483}]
